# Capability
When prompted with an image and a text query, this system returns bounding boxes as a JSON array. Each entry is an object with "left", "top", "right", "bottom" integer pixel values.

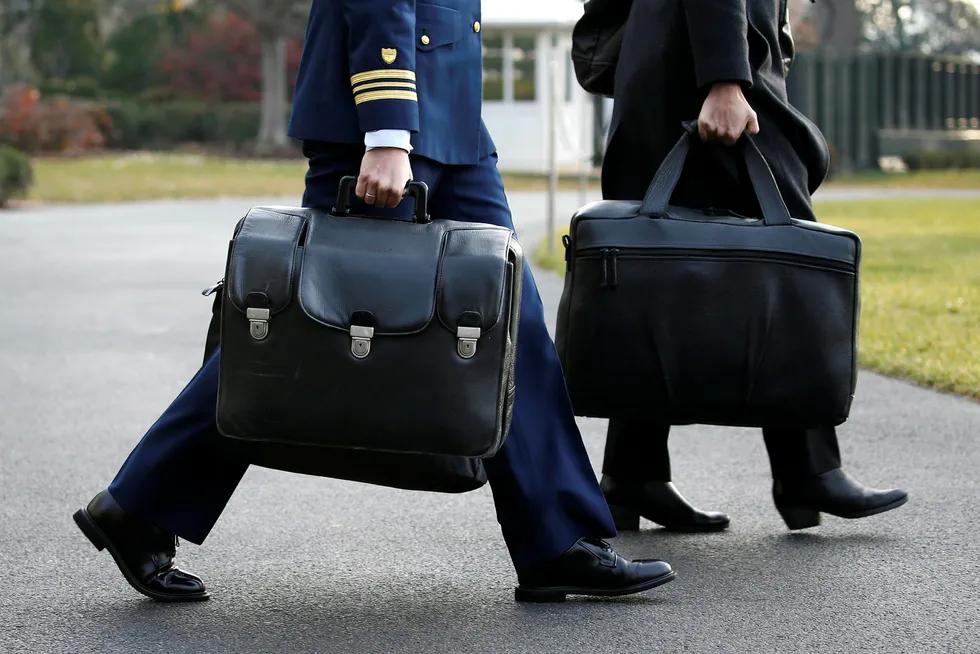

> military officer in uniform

[{"left": 72, "top": 0, "right": 676, "bottom": 604}]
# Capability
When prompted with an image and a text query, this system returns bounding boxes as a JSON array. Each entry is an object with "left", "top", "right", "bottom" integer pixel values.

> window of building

[
  {"left": 482, "top": 33, "right": 504, "bottom": 101},
  {"left": 512, "top": 35, "right": 537, "bottom": 101}
]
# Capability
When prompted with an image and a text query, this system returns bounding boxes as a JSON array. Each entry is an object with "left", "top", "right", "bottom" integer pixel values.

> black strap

[
  {"left": 741, "top": 136, "right": 793, "bottom": 226},
  {"left": 638, "top": 122, "right": 793, "bottom": 227}
]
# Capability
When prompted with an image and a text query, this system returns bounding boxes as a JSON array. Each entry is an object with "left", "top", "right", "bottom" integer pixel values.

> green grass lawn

[
  {"left": 15, "top": 152, "right": 980, "bottom": 204},
  {"left": 26, "top": 153, "right": 310, "bottom": 203},
  {"left": 824, "top": 169, "right": 980, "bottom": 189},
  {"left": 535, "top": 198, "right": 980, "bottom": 400},
  {"left": 22, "top": 152, "right": 601, "bottom": 204}
]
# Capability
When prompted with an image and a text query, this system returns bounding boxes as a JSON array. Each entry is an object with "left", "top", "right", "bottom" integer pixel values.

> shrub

[
  {"left": 0, "top": 84, "right": 112, "bottom": 155},
  {"left": 903, "top": 150, "right": 980, "bottom": 170},
  {"left": 157, "top": 11, "right": 304, "bottom": 103},
  {"left": 101, "top": 100, "right": 289, "bottom": 151},
  {"left": 0, "top": 146, "right": 34, "bottom": 207},
  {"left": 36, "top": 76, "right": 102, "bottom": 99}
]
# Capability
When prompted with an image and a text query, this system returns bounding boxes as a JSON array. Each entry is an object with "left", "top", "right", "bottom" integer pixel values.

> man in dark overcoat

[{"left": 592, "top": 0, "right": 909, "bottom": 532}]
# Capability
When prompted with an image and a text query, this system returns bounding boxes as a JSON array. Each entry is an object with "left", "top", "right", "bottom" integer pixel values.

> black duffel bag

[
  {"left": 202, "top": 177, "right": 524, "bottom": 493},
  {"left": 555, "top": 129, "right": 861, "bottom": 429}
]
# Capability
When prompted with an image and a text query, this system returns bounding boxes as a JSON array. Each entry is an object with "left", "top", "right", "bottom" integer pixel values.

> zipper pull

[
  {"left": 202, "top": 279, "right": 224, "bottom": 296},
  {"left": 600, "top": 248, "right": 610, "bottom": 288},
  {"left": 608, "top": 249, "right": 619, "bottom": 288}
]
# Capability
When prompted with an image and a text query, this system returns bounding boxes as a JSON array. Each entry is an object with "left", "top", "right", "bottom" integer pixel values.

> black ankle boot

[
  {"left": 600, "top": 475, "right": 730, "bottom": 532},
  {"left": 773, "top": 468, "right": 909, "bottom": 530}
]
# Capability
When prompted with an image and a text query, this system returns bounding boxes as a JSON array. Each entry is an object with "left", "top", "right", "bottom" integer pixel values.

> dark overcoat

[{"left": 598, "top": 0, "right": 831, "bottom": 220}]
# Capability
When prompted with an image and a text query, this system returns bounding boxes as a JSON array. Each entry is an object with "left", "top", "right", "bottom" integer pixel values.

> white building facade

[{"left": 478, "top": 0, "right": 611, "bottom": 173}]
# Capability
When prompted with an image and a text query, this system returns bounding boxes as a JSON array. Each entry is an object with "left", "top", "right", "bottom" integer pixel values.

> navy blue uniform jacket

[{"left": 288, "top": 0, "right": 495, "bottom": 166}]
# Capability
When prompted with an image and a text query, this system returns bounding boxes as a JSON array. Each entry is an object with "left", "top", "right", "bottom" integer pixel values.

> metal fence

[{"left": 786, "top": 51, "right": 980, "bottom": 171}]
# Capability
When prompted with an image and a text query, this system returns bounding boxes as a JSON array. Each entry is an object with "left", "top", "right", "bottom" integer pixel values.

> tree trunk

[{"left": 257, "top": 34, "right": 289, "bottom": 153}]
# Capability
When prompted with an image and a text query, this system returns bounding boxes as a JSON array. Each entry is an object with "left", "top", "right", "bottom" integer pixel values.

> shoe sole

[
  {"left": 608, "top": 504, "right": 730, "bottom": 533},
  {"left": 513, "top": 569, "right": 677, "bottom": 603},
  {"left": 840, "top": 494, "right": 910, "bottom": 520},
  {"left": 72, "top": 508, "right": 210, "bottom": 603},
  {"left": 779, "top": 494, "right": 910, "bottom": 530}
]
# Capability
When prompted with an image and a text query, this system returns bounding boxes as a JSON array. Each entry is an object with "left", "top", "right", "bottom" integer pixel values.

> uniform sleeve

[
  {"left": 342, "top": 0, "right": 420, "bottom": 133},
  {"left": 680, "top": 0, "right": 753, "bottom": 89}
]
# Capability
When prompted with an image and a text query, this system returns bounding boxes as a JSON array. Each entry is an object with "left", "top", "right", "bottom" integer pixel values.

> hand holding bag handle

[
  {"left": 638, "top": 120, "right": 793, "bottom": 227},
  {"left": 333, "top": 176, "right": 432, "bottom": 224}
]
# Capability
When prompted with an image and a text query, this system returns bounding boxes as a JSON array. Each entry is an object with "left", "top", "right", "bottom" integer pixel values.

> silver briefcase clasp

[
  {"left": 457, "top": 326, "right": 481, "bottom": 359},
  {"left": 350, "top": 325, "right": 375, "bottom": 359},
  {"left": 247, "top": 308, "right": 270, "bottom": 340}
]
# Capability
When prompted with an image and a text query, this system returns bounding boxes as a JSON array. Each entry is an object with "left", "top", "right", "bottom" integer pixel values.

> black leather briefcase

[
  {"left": 555, "top": 130, "right": 861, "bottom": 429},
  {"left": 571, "top": 0, "right": 633, "bottom": 98},
  {"left": 207, "top": 178, "right": 524, "bottom": 492},
  {"left": 202, "top": 285, "right": 489, "bottom": 493}
]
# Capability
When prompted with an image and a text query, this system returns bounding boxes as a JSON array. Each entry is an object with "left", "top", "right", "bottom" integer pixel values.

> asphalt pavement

[{"left": 1, "top": 190, "right": 978, "bottom": 654}]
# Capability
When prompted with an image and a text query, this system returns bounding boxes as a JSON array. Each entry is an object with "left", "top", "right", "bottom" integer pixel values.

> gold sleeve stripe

[
  {"left": 353, "top": 90, "right": 419, "bottom": 105},
  {"left": 350, "top": 69, "right": 416, "bottom": 85},
  {"left": 353, "top": 80, "right": 417, "bottom": 93}
]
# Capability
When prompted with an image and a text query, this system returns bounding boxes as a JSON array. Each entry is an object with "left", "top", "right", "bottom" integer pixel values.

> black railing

[
  {"left": 590, "top": 51, "right": 980, "bottom": 172},
  {"left": 786, "top": 51, "right": 980, "bottom": 171}
]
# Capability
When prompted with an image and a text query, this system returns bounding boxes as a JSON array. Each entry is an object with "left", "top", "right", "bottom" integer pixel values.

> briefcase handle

[
  {"left": 332, "top": 176, "right": 431, "bottom": 224},
  {"left": 638, "top": 120, "right": 793, "bottom": 227}
]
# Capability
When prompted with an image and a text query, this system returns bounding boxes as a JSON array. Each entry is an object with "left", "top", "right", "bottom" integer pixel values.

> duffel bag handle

[
  {"left": 638, "top": 120, "right": 793, "bottom": 227},
  {"left": 333, "top": 176, "right": 431, "bottom": 224}
]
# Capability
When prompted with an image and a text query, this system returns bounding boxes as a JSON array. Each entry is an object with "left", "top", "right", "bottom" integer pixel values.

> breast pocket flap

[{"left": 416, "top": 3, "right": 462, "bottom": 51}]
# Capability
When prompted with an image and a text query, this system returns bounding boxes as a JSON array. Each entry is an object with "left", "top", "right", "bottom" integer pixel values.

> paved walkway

[{"left": 0, "top": 192, "right": 977, "bottom": 653}]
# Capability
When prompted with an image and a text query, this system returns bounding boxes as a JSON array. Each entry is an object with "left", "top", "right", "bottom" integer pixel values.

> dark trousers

[
  {"left": 602, "top": 421, "right": 843, "bottom": 482},
  {"left": 107, "top": 143, "right": 617, "bottom": 576}
]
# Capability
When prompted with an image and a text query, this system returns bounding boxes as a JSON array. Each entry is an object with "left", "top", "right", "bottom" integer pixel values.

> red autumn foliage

[
  {"left": 157, "top": 11, "right": 304, "bottom": 103},
  {"left": 0, "top": 83, "right": 112, "bottom": 155}
]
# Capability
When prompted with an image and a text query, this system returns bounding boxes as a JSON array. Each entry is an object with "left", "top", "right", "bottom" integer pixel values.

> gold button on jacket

[
  {"left": 473, "top": 21, "right": 481, "bottom": 33},
  {"left": 420, "top": 34, "right": 430, "bottom": 45}
]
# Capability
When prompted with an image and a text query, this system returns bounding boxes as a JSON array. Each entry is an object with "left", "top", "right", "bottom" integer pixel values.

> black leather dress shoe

[
  {"left": 773, "top": 468, "right": 909, "bottom": 530},
  {"left": 514, "top": 536, "right": 675, "bottom": 602},
  {"left": 73, "top": 490, "right": 209, "bottom": 602},
  {"left": 600, "top": 475, "right": 730, "bottom": 532}
]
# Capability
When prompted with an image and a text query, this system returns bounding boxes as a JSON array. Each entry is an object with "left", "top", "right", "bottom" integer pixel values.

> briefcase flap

[{"left": 225, "top": 206, "right": 519, "bottom": 336}]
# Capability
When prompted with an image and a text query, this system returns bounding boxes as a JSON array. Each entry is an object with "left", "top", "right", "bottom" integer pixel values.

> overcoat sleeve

[
  {"left": 342, "top": 0, "right": 420, "bottom": 134},
  {"left": 680, "top": 0, "right": 753, "bottom": 89}
]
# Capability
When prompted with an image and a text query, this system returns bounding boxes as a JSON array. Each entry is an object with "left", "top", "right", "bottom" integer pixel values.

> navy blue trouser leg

[
  {"left": 109, "top": 348, "right": 245, "bottom": 545},
  {"left": 108, "top": 142, "right": 616, "bottom": 574},
  {"left": 420, "top": 151, "right": 616, "bottom": 571}
]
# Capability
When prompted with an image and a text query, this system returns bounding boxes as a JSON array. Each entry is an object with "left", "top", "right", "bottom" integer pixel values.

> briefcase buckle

[
  {"left": 350, "top": 325, "right": 375, "bottom": 359},
  {"left": 246, "top": 308, "right": 270, "bottom": 340},
  {"left": 456, "top": 327, "right": 481, "bottom": 359}
]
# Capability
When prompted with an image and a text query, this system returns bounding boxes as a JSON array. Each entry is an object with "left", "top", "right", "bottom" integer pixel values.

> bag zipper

[
  {"left": 577, "top": 247, "right": 853, "bottom": 289},
  {"left": 596, "top": 248, "right": 620, "bottom": 288}
]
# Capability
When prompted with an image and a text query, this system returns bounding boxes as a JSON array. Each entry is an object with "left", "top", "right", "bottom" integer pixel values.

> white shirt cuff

[{"left": 364, "top": 129, "right": 413, "bottom": 152}]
